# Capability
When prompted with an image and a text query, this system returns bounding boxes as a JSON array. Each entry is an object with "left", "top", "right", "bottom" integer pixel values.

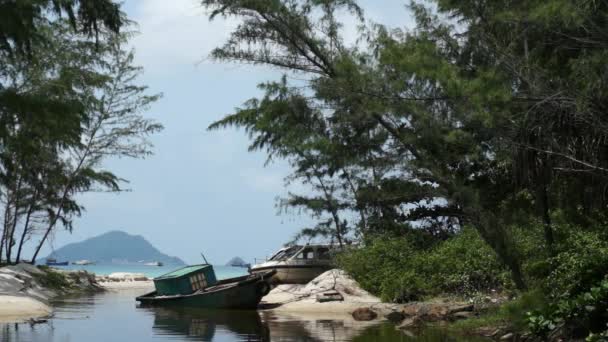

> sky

[{"left": 39, "top": 0, "right": 416, "bottom": 265}]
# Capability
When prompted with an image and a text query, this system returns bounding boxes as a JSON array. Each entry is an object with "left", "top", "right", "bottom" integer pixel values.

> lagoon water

[{"left": 0, "top": 265, "right": 486, "bottom": 341}]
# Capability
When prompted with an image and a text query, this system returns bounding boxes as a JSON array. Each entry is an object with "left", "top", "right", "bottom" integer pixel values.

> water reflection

[
  {"left": 146, "top": 307, "right": 269, "bottom": 341},
  {"left": 0, "top": 290, "right": 489, "bottom": 341}
]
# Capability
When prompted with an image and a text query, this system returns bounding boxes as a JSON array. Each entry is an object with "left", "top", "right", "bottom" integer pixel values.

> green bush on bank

[
  {"left": 547, "top": 228, "right": 608, "bottom": 299},
  {"left": 33, "top": 266, "right": 72, "bottom": 291},
  {"left": 339, "top": 220, "right": 608, "bottom": 339},
  {"left": 338, "top": 228, "right": 509, "bottom": 302}
]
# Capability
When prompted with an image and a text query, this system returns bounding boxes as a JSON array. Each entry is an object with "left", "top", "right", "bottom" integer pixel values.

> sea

[
  {"left": 0, "top": 264, "right": 487, "bottom": 341},
  {"left": 57, "top": 263, "right": 248, "bottom": 279}
]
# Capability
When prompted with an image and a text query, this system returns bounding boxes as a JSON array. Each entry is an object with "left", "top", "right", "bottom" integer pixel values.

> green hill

[{"left": 44, "top": 230, "right": 185, "bottom": 265}]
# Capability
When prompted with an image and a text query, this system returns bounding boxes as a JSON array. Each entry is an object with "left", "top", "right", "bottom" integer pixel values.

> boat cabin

[
  {"left": 153, "top": 264, "right": 217, "bottom": 295},
  {"left": 250, "top": 244, "right": 336, "bottom": 284},
  {"left": 267, "top": 245, "right": 333, "bottom": 263}
]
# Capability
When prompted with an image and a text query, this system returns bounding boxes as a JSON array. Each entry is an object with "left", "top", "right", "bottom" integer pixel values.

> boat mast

[{"left": 200, "top": 252, "right": 209, "bottom": 265}]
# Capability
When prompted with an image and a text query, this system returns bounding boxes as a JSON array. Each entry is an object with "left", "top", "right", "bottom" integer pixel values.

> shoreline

[
  {"left": 0, "top": 266, "right": 499, "bottom": 340},
  {"left": 0, "top": 295, "right": 52, "bottom": 323},
  {"left": 0, "top": 263, "right": 102, "bottom": 323}
]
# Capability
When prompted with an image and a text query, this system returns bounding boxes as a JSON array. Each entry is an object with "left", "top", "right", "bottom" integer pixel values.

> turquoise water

[{"left": 57, "top": 263, "right": 248, "bottom": 279}]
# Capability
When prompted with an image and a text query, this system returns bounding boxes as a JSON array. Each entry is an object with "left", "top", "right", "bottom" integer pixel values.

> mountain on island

[
  {"left": 226, "top": 256, "right": 249, "bottom": 267},
  {"left": 44, "top": 230, "right": 185, "bottom": 265}
]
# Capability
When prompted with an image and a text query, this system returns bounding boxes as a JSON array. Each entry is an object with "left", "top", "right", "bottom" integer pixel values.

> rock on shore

[
  {"left": 261, "top": 269, "right": 383, "bottom": 314},
  {"left": 0, "top": 263, "right": 102, "bottom": 322},
  {"left": 261, "top": 268, "right": 480, "bottom": 329}
]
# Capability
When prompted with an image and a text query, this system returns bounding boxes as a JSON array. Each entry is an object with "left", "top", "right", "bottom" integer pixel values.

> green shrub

[
  {"left": 421, "top": 228, "right": 509, "bottom": 294},
  {"left": 33, "top": 268, "right": 72, "bottom": 291},
  {"left": 338, "top": 228, "right": 509, "bottom": 302},
  {"left": 547, "top": 228, "right": 608, "bottom": 299},
  {"left": 526, "top": 278, "right": 608, "bottom": 339},
  {"left": 338, "top": 236, "right": 417, "bottom": 301}
]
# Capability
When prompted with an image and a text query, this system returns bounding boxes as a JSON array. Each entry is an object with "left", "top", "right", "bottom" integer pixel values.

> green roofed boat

[{"left": 136, "top": 264, "right": 275, "bottom": 310}]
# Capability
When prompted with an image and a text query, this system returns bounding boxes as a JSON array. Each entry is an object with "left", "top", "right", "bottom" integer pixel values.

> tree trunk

[
  {"left": 0, "top": 227, "right": 4, "bottom": 264},
  {"left": 344, "top": 170, "right": 368, "bottom": 234},
  {"left": 536, "top": 160, "right": 554, "bottom": 255},
  {"left": 16, "top": 194, "right": 37, "bottom": 263},
  {"left": 471, "top": 211, "right": 527, "bottom": 290},
  {"left": 1, "top": 198, "right": 13, "bottom": 264},
  {"left": 6, "top": 178, "right": 23, "bottom": 264},
  {"left": 30, "top": 117, "right": 101, "bottom": 264},
  {"left": 538, "top": 185, "right": 554, "bottom": 254}
]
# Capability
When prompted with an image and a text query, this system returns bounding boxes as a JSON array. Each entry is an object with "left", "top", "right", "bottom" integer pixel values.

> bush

[
  {"left": 337, "top": 237, "right": 418, "bottom": 301},
  {"left": 338, "top": 228, "right": 509, "bottom": 302},
  {"left": 33, "top": 267, "right": 72, "bottom": 291},
  {"left": 547, "top": 228, "right": 608, "bottom": 299},
  {"left": 526, "top": 278, "right": 608, "bottom": 340}
]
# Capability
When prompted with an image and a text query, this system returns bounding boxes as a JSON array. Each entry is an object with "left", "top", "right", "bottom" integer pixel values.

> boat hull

[
  {"left": 136, "top": 271, "right": 274, "bottom": 310},
  {"left": 46, "top": 261, "right": 69, "bottom": 266},
  {"left": 250, "top": 265, "right": 331, "bottom": 284}
]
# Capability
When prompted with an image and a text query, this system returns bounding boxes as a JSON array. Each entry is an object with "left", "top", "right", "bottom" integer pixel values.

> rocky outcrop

[
  {"left": 0, "top": 263, "right": 103, "bottom": 322},
  {"left": 395, "top": 302, "right": 476, "bottom": 328}
]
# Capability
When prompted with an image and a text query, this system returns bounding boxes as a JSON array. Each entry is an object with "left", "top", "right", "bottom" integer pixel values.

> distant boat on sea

[
  {"left": 144, "top": 261, "right": 164, "bottom": 266},
  {"left": 226, "top": 257, "right": 250, "bottom": 268},
  {"left": 46, "top": 258, "right": 69, "bottom": 266},
  {"left": 72, "top": 259, "right": 95, "bottom": 265}
]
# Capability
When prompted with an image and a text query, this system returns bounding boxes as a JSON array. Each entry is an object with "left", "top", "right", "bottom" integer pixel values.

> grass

[
  {"left": 32, "top": 267, "right": 73, "bottom": 291},
  {"left": 446, "top": 290, "right": 548, "bottom": 335}
]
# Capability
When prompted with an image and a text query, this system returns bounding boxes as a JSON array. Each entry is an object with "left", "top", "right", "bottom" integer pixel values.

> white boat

[
  {"left": 72, "top": 259, "right": 95, "bottom": 265},
  {"left": 144, "top": 261, "right": 164, "bottom": 266},
  {"left": 249, "top": 244, "right": 335, "bottom": 284}
]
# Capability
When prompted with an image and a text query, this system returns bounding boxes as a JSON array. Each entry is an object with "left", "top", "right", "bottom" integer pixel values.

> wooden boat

[
  {"left": 45, "top": 258, "right": 69, "bottom": 266},
  {"left": 249, "top": 244, "right": 335, "bottom": 284},
  {"left": 136, "top": 264, "right": 275, "bottom": 309}
]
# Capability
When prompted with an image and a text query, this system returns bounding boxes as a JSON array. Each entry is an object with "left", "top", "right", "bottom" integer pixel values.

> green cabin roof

[
  {"left": 155, "top": 264, "right": 211, "bottom": 280},
  {"left": 153, "top": 264, "right": 218, "bottom": 296}
]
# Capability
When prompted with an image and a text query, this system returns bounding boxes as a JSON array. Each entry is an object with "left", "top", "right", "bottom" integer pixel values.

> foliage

[
  {"left": 449, "top": 290, "right": 549, "bottom": 333},
  {"left": 199, "top": 0, "right": 608, "bottom": 338},
  {"left": 0, "top": 2, "right": 161, "bottom": 264},
  {"left": 526, "top": 278, "right": 608, "bottom": 339},
  {"left": 338, "top": 228, "right": 508, "bottom": 302},
  {"left": 33, "top": 267, "right": 72, "bottom": 291},
  {"left": 547, "top": 228, "right": 608, "bottom": 299}
]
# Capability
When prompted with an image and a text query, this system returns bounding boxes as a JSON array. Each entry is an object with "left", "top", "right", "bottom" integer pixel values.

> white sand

[
  {"left": 96, "top": 272, "right": 153, "bottom": 291},
  {"left": 106, "top": 272, "right": 147, "bottom": 281},
  {"left": 98, "top": 280, "right": 154, "bottom": 291},
  {"left": 0, "top": 295, "right": 52, "bottom": 322}
]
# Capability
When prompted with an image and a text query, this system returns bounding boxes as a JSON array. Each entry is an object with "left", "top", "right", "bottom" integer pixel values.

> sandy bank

[
  {"left": 0, "top": 263, "right": 101, "bottom": 322},
  {"left": 0, "top": 295, "right": 52, "bottom": 323},
  {"left": 98, "top": 280, "right": 154, "bottom": 290},
  {"left": 96, "top": 272, "right": 154, "bottom": 291},
  {"left": 261, "top": 269, "right": 397, "bottom": 315}
]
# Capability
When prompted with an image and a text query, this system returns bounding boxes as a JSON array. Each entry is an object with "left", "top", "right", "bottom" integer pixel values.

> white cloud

[
  {"left": 241, "top": 166, "right": 285, "bottom": 193},
  {"left": 130, "top": 0, "right": 237, "bottom": 72}
]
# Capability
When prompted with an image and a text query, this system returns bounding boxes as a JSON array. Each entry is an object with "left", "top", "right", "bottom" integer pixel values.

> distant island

[
  {"left": 226, "top": 257, "right": 249, "bottom": 267},
  {"left": 42, "top": 230, "right": 185, "bottom": 265}
]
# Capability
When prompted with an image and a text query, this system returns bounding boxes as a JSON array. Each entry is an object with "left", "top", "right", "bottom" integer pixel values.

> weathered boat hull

[
  {"left": 136, "top": 271, "right": 274, "bottom": 310},
  {"left": 250, "top": 265, "right": 331, "bottom": 284}
]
